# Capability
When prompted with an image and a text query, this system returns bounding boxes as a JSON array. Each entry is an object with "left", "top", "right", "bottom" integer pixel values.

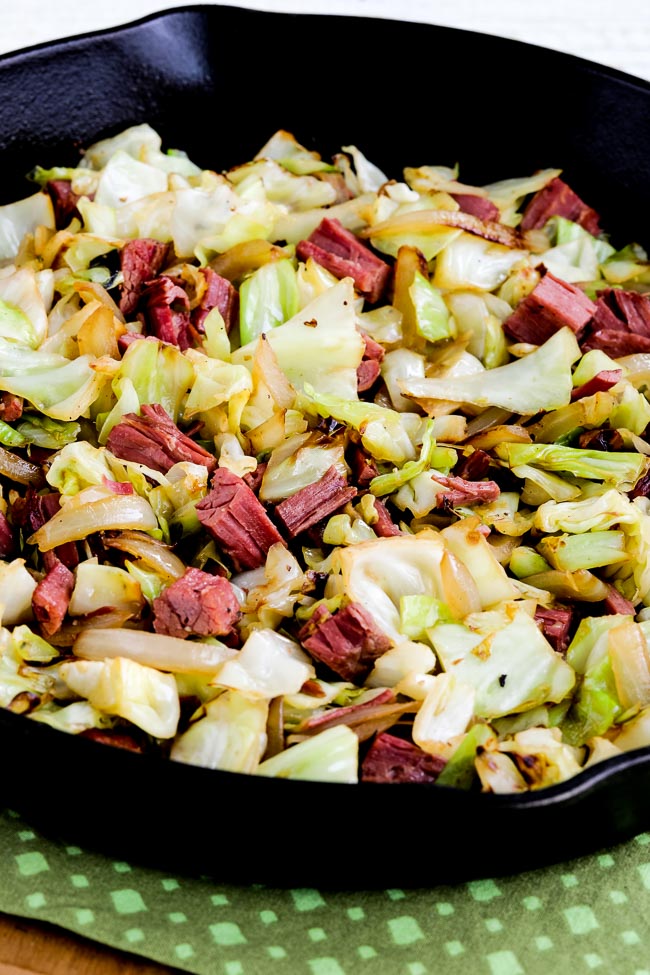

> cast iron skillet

[{"left": 1, "top": 5, "right": 650, "bottom": 887}]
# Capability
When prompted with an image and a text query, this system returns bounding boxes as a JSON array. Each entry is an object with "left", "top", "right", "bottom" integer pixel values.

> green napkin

[{"left": 1, "top": 805, "right": 649, "bottom": 975}]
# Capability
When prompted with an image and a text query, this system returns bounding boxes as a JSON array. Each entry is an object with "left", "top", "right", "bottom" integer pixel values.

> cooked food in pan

[{"left": 0, "top": 123, "right": 649, "bottom": 792}]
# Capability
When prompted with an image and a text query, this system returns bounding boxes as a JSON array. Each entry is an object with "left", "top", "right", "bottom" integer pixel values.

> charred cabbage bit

[{"left": 1, "top": 121, "right": 649, "bottom": 792}]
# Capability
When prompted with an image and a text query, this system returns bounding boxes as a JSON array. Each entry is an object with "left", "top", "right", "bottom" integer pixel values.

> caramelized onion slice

[
  {"left": 74, "top": 628, "right": 237, "bottom": 674},
  {"left": 103, "top": 530, "right": 186, "bottom": 582},
  {"left": 28, "top": 496, "right": 158, "bottom": 551},
  {"left": 0, "top": 444, "right": 43, "bottom": 485}
]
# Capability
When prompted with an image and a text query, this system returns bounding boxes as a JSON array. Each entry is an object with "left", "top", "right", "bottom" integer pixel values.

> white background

[{"left": 1, "top": 0, "right": 649, "bottom": 83}]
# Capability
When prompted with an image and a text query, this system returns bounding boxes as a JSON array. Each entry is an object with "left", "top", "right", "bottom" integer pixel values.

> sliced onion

[
  {"left": 252, "top": 333, "right": 295, "bottom": 410},
  {"left": 103, "top": 530, "right": 186, "bottom": 581},
  {"left": 0, "top": 444, "right": 43, "bottom": 485},
  {"left": 77, "top": 303, "right": 121, "bottom": 358},
  {"left": 465, "top": 424, "right": 531, "bottom": 450},
  {"left": 440, "top": 550, "right": 482, "bottom": 618},
  {"left": 464, "top": 407, "right": 514, "bottom": 439},
  {"left": 47, "top": 610, "right": 140, "bottom": 647},
  {"left": 360, "top": 209, "right": 522, "bottom": 248},
  {"left": 74, "top": 628, "right": 237, "bottom": 674},
  {"left": 263, "top": 696, "right": 285, "bottom": 759},
  {"left": 210, "top": 239, "right": 288, "bottom": 282},
  {"left": 73, "top": 280, "right": 125, "bottom": 324},
  {"left": 28, "top": 496, "right": 158, "bottom": 551}
]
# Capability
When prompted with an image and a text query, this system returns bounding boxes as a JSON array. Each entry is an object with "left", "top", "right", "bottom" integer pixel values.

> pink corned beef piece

[
  {"left": 348, "top": 446, "right": 379, "bottom": 488},
  {"left": 0, "top": 393, "right": 23, "bottom": 422},
  {"left": 296, "top": 217, "right": 391, "bottom": 303},
  {"left": 582, "top": 289, "right": 650, "bottom": 355},
  {"left": 357, "top": 359, "right": 381, "bottom": 391},
  {"left": 274, "top": 466, "right": 357, "bottom": 538},
  {"left": 32, "top": 558, "right": 74, "bottom": 637},
  {"left": 372, "top": 498, "right": 402, "bottom": 537},
  {"left": 361, "top": 732, "right": 447, "bottom": 783},
  {"left": 13, "top": 490, "right": 78, "bottom": 569},
  {"left": 453, "top": 449, "right": 492, "bottom": 481},
  {"left": 153, "top": 567, "right": 241, "bottom": 639},
  {"left": 46, "top": 179, "right": 82, "bottom": 228},
  {"left": 432, "top": 473, "right": 501, "bottom": 508},
  {"left": 503, "top": 270, "right": 595, "bottom": 345},
  {"left": 534, "top": 606, "right": 573, "bottom": 654},
  {"left": 451, "top": 193, "right": 500, "bottom": 222},
  {"left": 570, "top": 369, "right": 623, "bottom": 400},
  {"left": 582, "top": 331, "right": 650, "bottom": 356},
  {"left": 603, "top": 585, "right": 637, "bottom": 615},
  {"left": 520, "top": 177, "right": 602, "bottom": 235},
  {"left": 357, "top": 333, "right": 385, "bottom": 392},
  {"left": 298, "top": 602, "right": 391, "bottom": 682},
  {"left": 106, "top": 404, "right": 216, "bottom": 475},
  {"left": 119, "top": 238, "right": 170, "bottom": 317},
  {"left": 139, "top": 276, "right": 191, "bottom": 349},
  {"left": 191, "top": 267, "right": 239, "bottom": 334},
  {"left": 196, "top": 469, "right": 285, "bottom": 571}
]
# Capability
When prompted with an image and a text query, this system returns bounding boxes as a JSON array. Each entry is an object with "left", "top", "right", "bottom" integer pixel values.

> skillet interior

[{"left": 1, "top": 4, "right": 650, "bottom": 885}]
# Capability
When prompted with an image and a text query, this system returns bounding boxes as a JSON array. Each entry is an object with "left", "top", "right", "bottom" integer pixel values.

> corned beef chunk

[
  {"left": 12, "top": 489, "right": 60, "bottom": 534},
  {"left": 243, "top": 462, "right": 267, "bottom": 495},
  {"left": 119, "top": 238, "right": 170, "bottom": 317},
  {"left": 432, "top": 473, "right": 501, "bottom": 508},
  {"left": 361, "top": 334, "right": 386, "bottom": 363},
  {"left": 454, "top": 449, "right": 492, "bottom": 481},
  {"left": 0, "top": 511, "right": 14, "bottom": 559},
  {"left": 46, "top": 179, "right": 82, "bottom": 227},
  {"left": 357, "top": 333, "right": 385, "bottom": 391},
  {"left": 582, "top": 289, "right": 650, "bottom": 355},
  {"left": 296, "top": 217, "right": 391, "bottom": 303},
  {"left": 361, "top": 732, "right": 446, "bottom": 784},
  {"left": 192, "top": 267, "right": 239, "bottom": 334},
  {"left": 585, "top": 288, "right": 650, "bottom": 350},
  {"left": 298, "top": 601, "right": 391, "bottom": 682},
  {"left": 0, "top": 392, "right": 23, "bottom": 422},
  {"left": 13, "top": 490, "right": 78, "bottom": 568},
  {"left": 607, "top": 289, "right": 650, "bottom": 335},
  {"left": 348, "top": 446, "right": 379, "bottom": 488},
  {"left": 196, "top": 468, "right": 285, "bottom": 571},
  {"left": 139, "top": 276, "right": 191, "bottom": 349},
  {"left": 106, "top": 403, "right": 216, "bottom": 475},
  {"left": 535, "top": 606, "right": 573, "bottom": 654},
  {"left": 604, "top": 585, "right": 637, "bottom": 615},
  {"left": 520, "top": 176, "right": 602, "bottom": 235},
  {"left": 451, "top": 193, "right": 500, "bottom": 222},
  {"left": 570, "top": 369, "right": 623, "bottom": 400},
  {"left": 274, "top": 466, "right": 357, "bottom": 538},
  {"left": 153, "top": 567, "right": 241, "bottom": 639},
  {"left": 503, "top": 270, "right": 595, "bottom": 345},
  {"left": 581, "top": 330, "right": 650, "bottom": 356},
  {"left": 372, "top": 498, "right": 402, "bottom": 537},
  {"left": 118, "top": 332, "right": 146, "bottom": 353},
  {"left": 102, "top": 477, "right": 135, "bottom": 495},
  {"left": 357, "top": 358, "right": 381, "bottom": 392},
  {"left": 32, "top": 558, "right": 74, "bottom": 637}
]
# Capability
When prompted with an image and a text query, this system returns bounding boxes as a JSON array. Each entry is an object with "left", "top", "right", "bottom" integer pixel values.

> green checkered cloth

[{"left": 2, "top": 805, "right": 649, "bottom": 975}]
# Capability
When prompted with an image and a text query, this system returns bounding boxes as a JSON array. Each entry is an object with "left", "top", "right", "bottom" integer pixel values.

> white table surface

[{"left": 1, "top": 0, "right": 649, "bottom": 83}]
